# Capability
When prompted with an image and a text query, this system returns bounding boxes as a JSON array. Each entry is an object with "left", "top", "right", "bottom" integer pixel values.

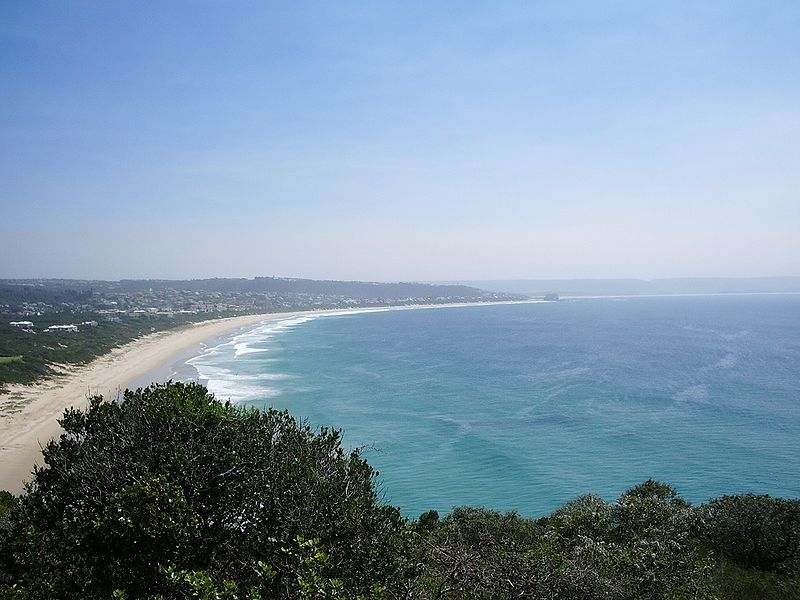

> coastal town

[
  {"left": 1, "top": 277, "right": 519, "bottom": 323},
  {"left": 0, "top": 278, "right": 523, "bottom": 390}
]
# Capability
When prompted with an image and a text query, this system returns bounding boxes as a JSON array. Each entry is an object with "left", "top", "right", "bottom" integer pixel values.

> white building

[
  {"left": 9, "top": 321, "right": 34, "bottom": 329},
  {"left": 44, "top": 324, "right": 79, "bottom": 333}
]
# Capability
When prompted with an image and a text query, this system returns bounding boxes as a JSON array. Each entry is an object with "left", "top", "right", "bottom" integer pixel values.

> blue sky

[{"left": 1, "top": 1, "right": 798, "bottom": 280}]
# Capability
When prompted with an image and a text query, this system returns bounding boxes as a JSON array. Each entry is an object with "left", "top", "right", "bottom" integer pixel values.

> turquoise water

[{"left": 187, "top": 295, "right": 800, "bottom": 517}]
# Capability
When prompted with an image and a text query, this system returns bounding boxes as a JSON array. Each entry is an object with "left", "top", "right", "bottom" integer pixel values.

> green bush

[
  {"left": 538, "top": 482, "right": 714, "bottom": 600},
  {"left": 9, "top": 382, "right": 408, "bottom": 599},
  {"left": 412, "top": 506, "right": 603, "bottom": 599},
  {"left": 698, "top": 493, "right": 800, "bottom": 575}
]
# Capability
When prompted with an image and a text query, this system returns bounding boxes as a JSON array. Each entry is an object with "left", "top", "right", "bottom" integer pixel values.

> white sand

[{"left": 0, "top": 312, "right": 289, "bottom": 493}]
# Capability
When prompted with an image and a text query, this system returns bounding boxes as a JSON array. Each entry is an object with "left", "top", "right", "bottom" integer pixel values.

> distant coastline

[
  {"left": 6, "top": 290, "right": 793, "bottom": 495},
  {"left": 0, "top": 300, "right": 543, "bottom": 494},
  {"left": 128, "top": 299, "right": 551, "bottom": 397}
]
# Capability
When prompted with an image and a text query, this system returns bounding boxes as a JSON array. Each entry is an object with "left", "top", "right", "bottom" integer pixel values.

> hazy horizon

[{"left": 2, "top": 2, "right": 798, "bottom": 281}]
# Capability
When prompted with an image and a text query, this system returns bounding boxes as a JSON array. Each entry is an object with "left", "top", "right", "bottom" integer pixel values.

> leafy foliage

[
  {"left": 409, "top": 506, "right": 602, "bottom": 599},
  {"left": 5, "top": 382, "right": 407, "bottom": 599},
  {"left": 697, "top": 493, "right": 800, "bottom": 575},
  {"left": 0, "top": 383, "right": 798, "bottom": 599},
  {"left": 0, "top": 491, "right": 16, "bottom": 523},
  {"left": 408, "top": 482, "right": 714, "bottom": 600}
]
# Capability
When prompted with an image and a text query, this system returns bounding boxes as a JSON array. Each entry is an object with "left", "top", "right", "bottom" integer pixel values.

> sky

[{"left": 1, "top": 1, "right": 798, "bottom": 281}]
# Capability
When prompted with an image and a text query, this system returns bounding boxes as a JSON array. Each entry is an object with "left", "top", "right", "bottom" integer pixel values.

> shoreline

[
  {"left": 0, "top": 300, "right": 542, "bottom": 494},
  {"left": 125, "top": 299, "right": 550, "bottom": 398},
  {"left": 0, "top": 311, "right": 289, "bottom": 494}
]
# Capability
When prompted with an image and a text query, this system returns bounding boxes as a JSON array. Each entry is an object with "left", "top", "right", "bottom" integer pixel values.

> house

[
  {"left": 44, "top": 324, "right": 79, "bottom": 333},
  {"left": 9, "top": 321, "right": 34, "bottom": 329}
]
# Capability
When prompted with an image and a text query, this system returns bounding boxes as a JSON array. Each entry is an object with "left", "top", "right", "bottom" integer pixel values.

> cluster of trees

[
  {"left": 0, "top": 284, "right": 94, "bottom": 309},
  {"left": 0, "top": 382, "right": 798, "bottom": 599}
]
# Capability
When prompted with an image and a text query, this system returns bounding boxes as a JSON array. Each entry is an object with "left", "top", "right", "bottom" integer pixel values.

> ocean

[{"left": 185, "top": 295, "right": 800, "bottom": 517}]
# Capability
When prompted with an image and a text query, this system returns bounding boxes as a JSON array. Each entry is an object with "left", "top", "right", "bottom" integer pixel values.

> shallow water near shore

[{"left": 187, "top": 295, "right": 800, "bottom": 517}]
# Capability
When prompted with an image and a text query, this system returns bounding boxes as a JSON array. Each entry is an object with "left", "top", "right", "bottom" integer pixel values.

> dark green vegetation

[
  {"left": 0, "top": 311, "right": 215, "bottom": 388},
  {"left": 1, "top": 383, "right": 798, "bottom": 599},
  {"left": 0, "top": 383, "right": 407, "bottom": 599}
]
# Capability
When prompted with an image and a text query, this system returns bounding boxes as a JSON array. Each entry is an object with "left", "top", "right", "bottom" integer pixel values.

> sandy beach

[
  {"left": 0, "top": 301, "right": 540, "bottom": 495},
  {"left": 0, "top": 311, "right": 296, "bottom": 494}
]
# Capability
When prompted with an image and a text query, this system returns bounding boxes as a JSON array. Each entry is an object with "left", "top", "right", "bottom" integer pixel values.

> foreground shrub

[
  {"left": 411, "top": 507, "right": 603, "bottom": 599},
  {"left": 7, "top": 382, "right": 407, "bottom": 599},
  {"left": 698, "top": 493, "right": 800, "bottom": 575},
  {"left": 546, "top": 481, "right": 713, "bottom": 600},
  {"left": 1, "top": 381, "right": 798, "bottom": 599},
  {"left": 408, "top": 482, "right": 716, "bottom": 600}
]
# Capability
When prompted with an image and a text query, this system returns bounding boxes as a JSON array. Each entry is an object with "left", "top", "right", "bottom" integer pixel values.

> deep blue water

[{"left": 187, "top": 295, "right": 800, "bottom": 517}]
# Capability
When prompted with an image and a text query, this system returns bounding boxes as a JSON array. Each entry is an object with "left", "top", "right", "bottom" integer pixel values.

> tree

[
  {"left": 9, "top": 382, "right": 408, "bottom": 599},
  {"left": 3, "top": 381, "right": 797, "bottom": 599}
]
